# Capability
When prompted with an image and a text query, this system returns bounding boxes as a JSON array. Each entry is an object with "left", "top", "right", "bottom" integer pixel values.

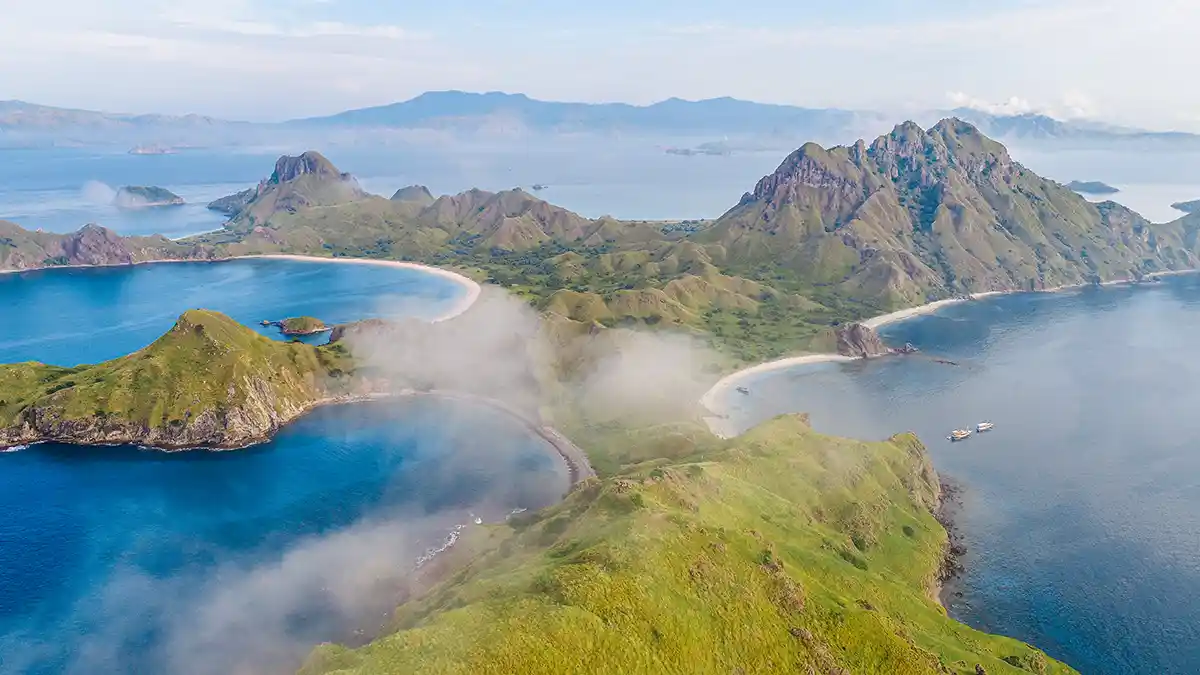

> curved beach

[{"left": 243, "top": 254, "right": 482, "bottom": 322}]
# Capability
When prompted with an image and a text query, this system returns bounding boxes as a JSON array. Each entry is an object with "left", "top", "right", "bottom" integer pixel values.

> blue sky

[{"left": 0, "top": 0, "right": 1194, "bottom": 130}]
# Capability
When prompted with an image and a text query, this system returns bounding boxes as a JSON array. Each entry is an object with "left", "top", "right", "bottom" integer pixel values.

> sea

[
  {"left": 0, "top": 261, "right": 569, "bottom": 675},
  {"left": 3, "top": 139, "right": 1200, "bottom": 674},
  {"left": 717, "top": 278, "right": 1200, "bottom": 675}
]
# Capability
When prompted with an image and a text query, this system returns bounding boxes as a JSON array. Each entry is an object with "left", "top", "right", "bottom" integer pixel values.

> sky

[{"left": 0, "top": 0, "right": 1195, "bottom": 130}]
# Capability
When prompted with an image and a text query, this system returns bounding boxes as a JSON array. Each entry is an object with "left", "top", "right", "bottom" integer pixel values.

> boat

[
  {"left": 735, "top": 386, "right": 750, "bottom": 395},
  {"left": 948, "top": 429, "right": 972, "bottom": 442},
  {"left": 976, "top": 422, "right": 995, "bottom": 433}
]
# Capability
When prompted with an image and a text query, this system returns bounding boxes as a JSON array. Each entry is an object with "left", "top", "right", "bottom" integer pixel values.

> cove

[
  {"left": 0, "top": 259, "right": 569, "bottom": 675},
  {"left": 718, "top": 276, "right": 1200, "bottom": 675},
  {"left": 0, "top": 257, "right": 467, "bottom": 366}
]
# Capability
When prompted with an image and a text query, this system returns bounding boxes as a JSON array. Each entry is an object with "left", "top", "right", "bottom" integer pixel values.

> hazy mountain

[{"left": 285, "top": 90, "right": 881, "bottom": 138}]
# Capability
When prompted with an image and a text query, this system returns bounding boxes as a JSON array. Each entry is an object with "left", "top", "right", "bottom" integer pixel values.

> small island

[
  {"left": 277, "top": 316, "right": 330, "bottom": 336},
  {"left": 1066, "top": 180, "right": 1120, "bottom": 195},
  {"left": 114, "top": 185, "right": 185, "bottom": 209},
  {"left": 1171, "top": 199, "right": 1200, "bottom": 214},
  {"left": 128, "top": 144, "right": 177, "bottom": 156}
]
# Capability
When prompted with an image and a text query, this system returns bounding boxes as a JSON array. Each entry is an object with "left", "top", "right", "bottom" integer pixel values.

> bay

[
  {"left": 0, "top": 260, "right": 569, "bottom": 675},
  {"left": 720, "top": 276, "right": 1200, "bottom": 675}
]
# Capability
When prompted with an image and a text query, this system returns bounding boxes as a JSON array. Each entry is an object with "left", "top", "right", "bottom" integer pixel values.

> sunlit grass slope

[{"left": 300, "top": 416, "right": 1073, "bottom": 675}]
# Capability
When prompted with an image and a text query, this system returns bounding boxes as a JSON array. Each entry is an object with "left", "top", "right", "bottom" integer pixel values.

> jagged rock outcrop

[
  {"left": 211, "top": 151, "right": 368, "bottom": 229},
  {"left": 834, "top": 323, "right": 891, "bottom": 358},
  {"left": 0, "top": 222, "right": 215, "bottom": 272}
]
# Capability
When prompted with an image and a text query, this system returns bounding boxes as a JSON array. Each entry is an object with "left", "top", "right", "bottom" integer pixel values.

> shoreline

[
  {"left": 0, "top": 253, "right": 483, "bottom": 324},
  {"left": 700, "top": 269, "right": 1199, "bottom": 435}
]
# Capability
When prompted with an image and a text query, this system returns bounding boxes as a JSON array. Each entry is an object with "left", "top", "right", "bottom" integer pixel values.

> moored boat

[
  {"left": 949, "top": 429, "right": 972, "bottom": 442},
  {"left": 976, "top": 422, "right": 994, "bottom": 432}
]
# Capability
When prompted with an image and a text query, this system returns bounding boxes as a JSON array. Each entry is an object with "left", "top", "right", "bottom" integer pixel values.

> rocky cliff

[
  {"left": 0, "top": 310, "right": 357, "bottom": 450},
  {"left": 212, "top": 151, "right": 368, "bottom": 229},
  {"left": 834, "top": 322, "right": 891, "bottom": 358},
  {"left": 0, "top": 222, "right": 215, "bottom": 272}
]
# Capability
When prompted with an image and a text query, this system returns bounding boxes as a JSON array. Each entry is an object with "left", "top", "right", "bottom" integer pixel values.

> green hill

[
  {"left": 300, "top": 416, "right": 1072, "bottom": 675},
  {"left": 0, "top": 221, "right": 213, "bottom": 272},
  {"left": 0, "top": 310, "right": 353, "bottom": 449},
  {"left": 699, "top": 119, "right": 1198, "bottom": 308}
]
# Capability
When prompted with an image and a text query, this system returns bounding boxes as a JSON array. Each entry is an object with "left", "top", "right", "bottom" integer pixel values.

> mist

[
  {"left": 80, "top": 180, "right": 115, "bottom": 205},
  {"left": 10, "top": 286, "right": 722, "bottom": 675}
]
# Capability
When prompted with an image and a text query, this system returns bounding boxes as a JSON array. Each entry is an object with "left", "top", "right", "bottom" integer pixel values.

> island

[
  {"left": 277, "top": 316, "right": 329, "bottom": 336},
  {"left": 1172, "top": 199, "right": 1200, "bottom": 214},
  {"left": 113, "top": 185, "right": 185, "bottom": 208},
  {"left": 1066, "top": 180, "right": 1120, "bottom": 195},
  {"left": 128, "top": 144, "right": 177, "bottom": 156},
  {"left": 6, "top": 120, "right": 1148, "bottom": 673}
]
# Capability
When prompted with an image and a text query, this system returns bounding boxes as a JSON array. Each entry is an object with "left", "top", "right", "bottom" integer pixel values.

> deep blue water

[
  {"left": 722, "top": 277, "right": 1200, "bottom": 675},
  {"left": 0, "top": 261, "right": 569, "bottom": 675},
  {"left": 0, "top": 258, "right": 463, "bottom": 366}
]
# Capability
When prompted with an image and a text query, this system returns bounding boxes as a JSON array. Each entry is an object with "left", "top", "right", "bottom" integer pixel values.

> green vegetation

[
  {"left": 300, "top": 416, "right": 1072, "bottom": 675},
  {"left": 280, "top": 316, "right": 329, "bottom": 335},
  {"left": 0, "top": 310, "right": 353, "bottom": 449},
  {"left": 114, "top": 185, "right": 185, "bottom": 207}
]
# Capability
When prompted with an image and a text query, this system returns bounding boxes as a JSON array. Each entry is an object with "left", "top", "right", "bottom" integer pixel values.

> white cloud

[
  {"left": 0, "top": 0, "right": 1196, "bottom": 130},
  {"left": 946, "top": 91, "right": 1101, "bottom": 121}
]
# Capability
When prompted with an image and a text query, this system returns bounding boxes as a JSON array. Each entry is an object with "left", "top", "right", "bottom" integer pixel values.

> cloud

[
  {"left": 946, "top": 90, "right": 1101, "bottom": 121},
  {"left": 0, "top": 0, "right": 1197, "bottom": 129}
]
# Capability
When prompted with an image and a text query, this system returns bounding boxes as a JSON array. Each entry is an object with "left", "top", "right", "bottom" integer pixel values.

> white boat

[
  {"left": 949, "top": 429, "right": 972, "bottom": 442},
  {"left": 976, "top": 422, "right": 995, "bottom": 433}
]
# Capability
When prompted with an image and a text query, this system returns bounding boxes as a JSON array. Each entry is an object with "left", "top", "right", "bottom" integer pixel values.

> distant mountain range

[{"left": 2, "top": 91, "right": 1197, "bottom": 147}]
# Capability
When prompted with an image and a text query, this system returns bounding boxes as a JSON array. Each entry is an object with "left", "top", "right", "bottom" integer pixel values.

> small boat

[
  {"left": 473, "top": 516, "right": 483, "bottom": 525},
  {"left": 976, "top": 422, "right": 995, "bottom": 433},
  {"left": 736, "top": 386, "right": 750, "bottom": 395},
  {"left": 948, "top": 429, "right": 972, "bottom": 442}
]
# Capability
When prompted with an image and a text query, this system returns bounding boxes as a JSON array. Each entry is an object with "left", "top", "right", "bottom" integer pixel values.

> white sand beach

[
  {"left": 696, "top": 274, "right": 1199, "bottom": 436},
  {"left": 240, "top": 254, "right": 482, "bottom": 322}
]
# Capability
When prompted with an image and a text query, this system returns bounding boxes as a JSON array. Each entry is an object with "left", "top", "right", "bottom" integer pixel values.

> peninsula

[
  {"left": 1172, "top": 199, "right": 1200, "bottom": 214},
  {"left": 0, "top": 310, "right": 356, "bottom": 450},
  {"left": 1066, "top": 180, "right": 1120, "bottom": 195}
]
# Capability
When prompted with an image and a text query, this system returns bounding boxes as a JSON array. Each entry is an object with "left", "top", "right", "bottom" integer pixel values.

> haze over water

[
  {"left": 721, "top": 277, "right": 1200, "bottom": 675},
  {"left": 0, "top": 261, "right": 570, "bottom": 675}
]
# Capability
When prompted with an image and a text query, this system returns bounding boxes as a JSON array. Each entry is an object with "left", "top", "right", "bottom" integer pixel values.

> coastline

[
  {"left": 241, "top": 254, "right": 482, "bottom": 323},
  {"left": 0, "top": 253, "right": 483, "bottom": 324},
  {"left": 700, "top": 269, "right": 1199, "bottom": 435}
]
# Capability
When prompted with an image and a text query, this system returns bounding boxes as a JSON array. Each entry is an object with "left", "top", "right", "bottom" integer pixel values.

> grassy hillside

[
  {"left": 0, "top": 310, "right": 354, "bottom": 449},
  {"left": 300, "top": 416, "right": 1072, "bottom": 675}
]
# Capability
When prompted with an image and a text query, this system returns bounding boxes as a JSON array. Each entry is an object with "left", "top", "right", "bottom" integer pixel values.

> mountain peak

[
  {"left": 269, "top": 151, "right": 342, "bottom": 184},
  {"left": 391, "top": 185, "right": 435, "bottom": 205}
]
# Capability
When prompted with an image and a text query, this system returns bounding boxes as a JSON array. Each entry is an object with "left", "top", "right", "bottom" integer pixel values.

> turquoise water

[
  {"left": 0, "top": 261, "right": 569, "bottom": 675},
  {"left": 721, "top": 277, "right": 1200, "bottom": 675},
  {"left": 0, "top": 258, "right": 464, "bottom": 366}
]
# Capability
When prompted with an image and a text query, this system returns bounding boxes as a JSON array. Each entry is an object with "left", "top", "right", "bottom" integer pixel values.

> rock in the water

[
  {"left": 834, "top": 323, "right": 891, "bottom": 358},
  {"left": 114, "top": 185, "right": 185, "bottom": 208}
]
